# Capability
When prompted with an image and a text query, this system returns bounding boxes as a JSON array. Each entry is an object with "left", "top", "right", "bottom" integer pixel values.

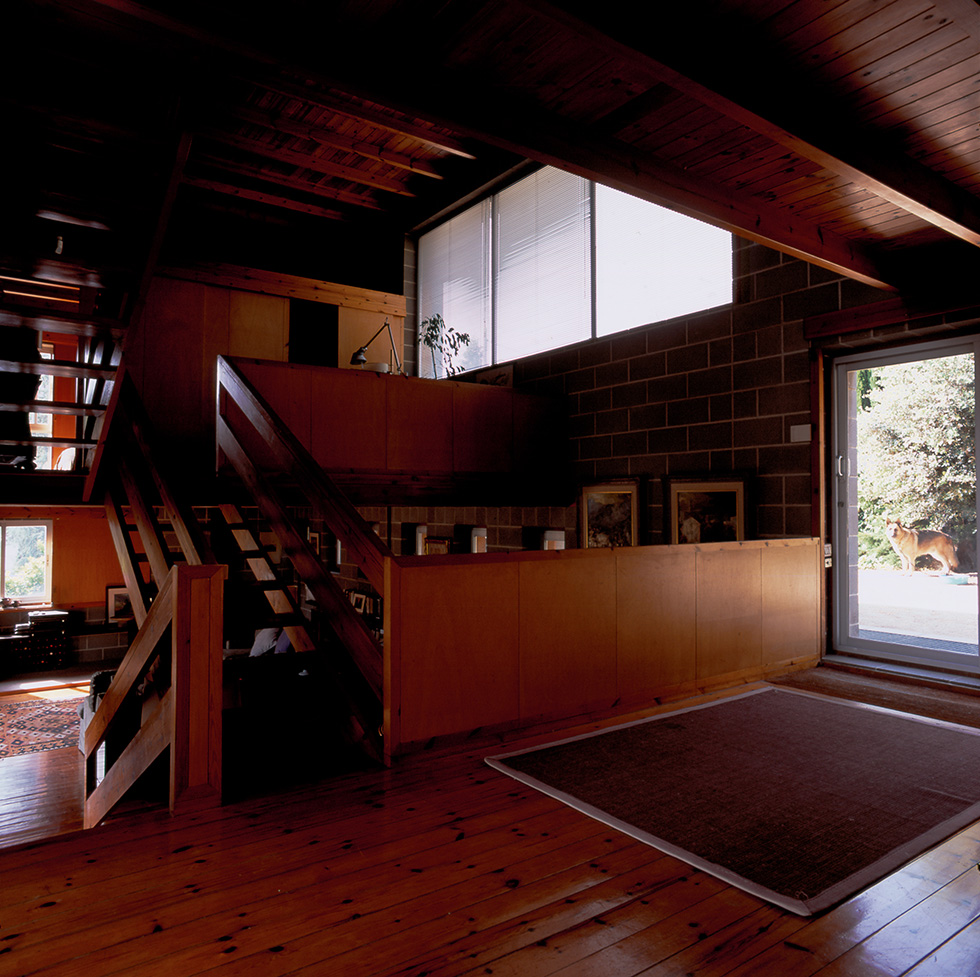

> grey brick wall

[{"left": 507, "top": 236, "right": 886, "bottom": 543}]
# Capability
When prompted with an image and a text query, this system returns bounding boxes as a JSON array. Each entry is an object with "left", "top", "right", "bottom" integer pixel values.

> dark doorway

[{"left": 289, "top": 299, "right": 338, "bottom": 367}]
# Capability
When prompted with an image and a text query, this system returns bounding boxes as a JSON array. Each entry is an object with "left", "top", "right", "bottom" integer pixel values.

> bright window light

[{"left": 595, "top": 183, "right": 732, "bottom": 336}]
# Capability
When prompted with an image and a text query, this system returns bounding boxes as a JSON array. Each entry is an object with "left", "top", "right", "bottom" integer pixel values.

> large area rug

[
  {"left": 486, "top": 686, "right": 980, "bottom": 915},
  {"left": 0, "top": 695, "right": 82, "bottom": 758}
]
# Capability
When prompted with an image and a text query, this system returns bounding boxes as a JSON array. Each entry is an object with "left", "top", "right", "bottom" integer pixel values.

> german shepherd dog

[{"left": 884, "top": 517, "right": 959, "bottom": 575}]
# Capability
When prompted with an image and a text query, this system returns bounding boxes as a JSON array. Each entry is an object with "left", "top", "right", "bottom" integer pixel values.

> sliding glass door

[{"left": 832, "top": 339, "right": 979, "bottom": 672}]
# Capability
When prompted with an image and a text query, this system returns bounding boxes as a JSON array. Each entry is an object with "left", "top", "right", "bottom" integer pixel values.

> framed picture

[
  {"left": 350, "top": 592, "right": 367, "bottom": 614},
  {"left": 665, "top": 476, "right": 746, "bottom": 544},
  {"left": 105, "top": 586, "right": 134, "bottom": 623},
  {"left": 580, "top": 480, "right": 639, "bottom": 548},
  {"left": 424, "top": 536, "right": 452, "bottom": 556},
  {"left": 308, "top": 532, "right": 320, "bottom": 556}
]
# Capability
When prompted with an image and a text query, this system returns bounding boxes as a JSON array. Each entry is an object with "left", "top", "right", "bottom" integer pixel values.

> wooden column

[{"left": 170, "top": 564, "right": 226, "bottom": 814}]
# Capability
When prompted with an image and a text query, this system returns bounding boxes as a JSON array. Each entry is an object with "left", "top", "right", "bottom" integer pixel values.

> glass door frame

[{"left": 831, "top": 335, "right": 980, "bottom": 674}]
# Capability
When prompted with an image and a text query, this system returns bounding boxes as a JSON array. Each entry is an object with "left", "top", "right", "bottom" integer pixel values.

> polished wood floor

[{"left": 2, "top": 668, "right": 980, "bottom": 976}]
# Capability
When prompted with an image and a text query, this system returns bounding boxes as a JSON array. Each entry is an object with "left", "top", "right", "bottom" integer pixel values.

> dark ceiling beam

[
  {"left": 181, "top": 176, "right": 347, "bottom": 222},
  {"left": 422, "top": 89, "right": 898, "bottom": 289},
  {"left": 228, "top": 105, "right": 444, "bottom": 180},
  {"left": 239, "top": 78, "right": 476, "bottom": 160},
  {"left": 79, "top": 0, "right": 477, "bottom": 160},
  {"left": 199, "top": 129, "right": 416, "bottom": 197},
  {"left": 195, "top": 154, "right": 386, "bottom": 212},
  {"left": 522, "top": 0, "right": 980, "bottom": 251}
]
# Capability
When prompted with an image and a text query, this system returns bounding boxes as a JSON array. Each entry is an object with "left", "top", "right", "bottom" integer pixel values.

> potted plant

[{"left": 418, "top": 314, "right": 471, "bottom": 378}]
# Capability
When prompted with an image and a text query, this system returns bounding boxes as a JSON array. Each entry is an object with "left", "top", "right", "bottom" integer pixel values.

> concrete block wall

[{"left": 507, "top": 236, "right": 886, "bottom": 543}]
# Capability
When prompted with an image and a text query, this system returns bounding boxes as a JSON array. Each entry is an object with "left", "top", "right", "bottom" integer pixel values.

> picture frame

[
  {"left": 105, "top": 585, "right": 134, "bottom": 623},
  {"left": 308, "top": 531, "right": 320, "bottom": 556},
  {"left": 423, "top": 536, "right": 452, "bottom": 556},
  {"left": 350, "top": 592, "right": 367, "bottom": 614},
  {"left": 580, "top": 480, "right": 639, "bottom": 548},
  {"left": 665, "top": 475, "right": 746, "bottom": 544}
]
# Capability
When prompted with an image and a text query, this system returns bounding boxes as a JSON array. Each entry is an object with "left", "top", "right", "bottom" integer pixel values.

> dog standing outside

[{"left": 884, "top": 517, "right": 959, "bottom": 575}]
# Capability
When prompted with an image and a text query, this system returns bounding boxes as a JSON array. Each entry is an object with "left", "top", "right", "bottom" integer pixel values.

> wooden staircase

[
  {"left": 77, "top": 361, "right": 392, "bottom": 825},
  {"left": 0, "top": 275, "right": 123, "bottom": 494}
]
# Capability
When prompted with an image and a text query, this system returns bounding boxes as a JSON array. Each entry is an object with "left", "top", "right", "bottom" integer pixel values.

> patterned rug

[{"left": 0, "top": 695, "right": 83, "bottom": 758}]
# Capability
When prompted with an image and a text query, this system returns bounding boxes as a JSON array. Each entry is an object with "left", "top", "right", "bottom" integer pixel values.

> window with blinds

[
  {"left": 416, "top": 167, "right": 732, "bottom": 378},
  {"left": 417, "top": 199, "right": 491, "bottom": 379},
  {"left": 494, "top": 168, "right": 592, "bottom": 362},
  {"left": 594, "top": 183, "right": 732, "bottom": 336}
]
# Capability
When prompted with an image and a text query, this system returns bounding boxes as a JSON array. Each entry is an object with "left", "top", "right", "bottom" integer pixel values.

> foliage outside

[
  {"left": 856, "top": 355, "right": 976, "bottom": 569},
  {"left": 418, "top": 314, "right": 472, "bottom": 378},
  {"left": 3, "top": 525, "right": 48, "bottom": 599}
]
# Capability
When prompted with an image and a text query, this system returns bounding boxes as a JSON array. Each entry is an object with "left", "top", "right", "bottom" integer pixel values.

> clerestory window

[{"left": 417, "top": 166, "right": 733, "bottom": 378}]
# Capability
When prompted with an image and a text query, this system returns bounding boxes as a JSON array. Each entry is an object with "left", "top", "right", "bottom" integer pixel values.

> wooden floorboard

[{"left": 0, "top": 667, "right": 979, "bottom": 976}]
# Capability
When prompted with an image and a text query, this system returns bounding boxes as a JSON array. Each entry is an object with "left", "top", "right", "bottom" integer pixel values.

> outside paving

[{"left": 858, "top": 568, "right": 979, "bottom": 647}]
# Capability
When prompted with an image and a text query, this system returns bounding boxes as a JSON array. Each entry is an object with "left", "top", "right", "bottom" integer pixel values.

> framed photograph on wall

[
  {"left": 105, "top": 585, "right": 134, "bottom": 623},
  {"left": 580, "top": 480, "right": 639, "bottom": 548},
  {"left": 665, "top": 476, "right": 746, "bottom": 544},
  {"left": 423, "top": 536, "right": 452, "bottom": 556}
]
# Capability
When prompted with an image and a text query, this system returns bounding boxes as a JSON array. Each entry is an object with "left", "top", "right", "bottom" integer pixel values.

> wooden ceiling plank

[
  {"left": 200, "top": 129, "right": 416, "bottom": 197},
  {"left": 228, "top": 105, "right": 444, "bottom": 179},
  {"left": 516, "top": 0, "right": 980, "bottom": 249},
  {"left": 780, "top": 0, "right": 937, "bottom": 67},
  {"left": 855, "top": 47, "right": 979, "bottom": 125}
]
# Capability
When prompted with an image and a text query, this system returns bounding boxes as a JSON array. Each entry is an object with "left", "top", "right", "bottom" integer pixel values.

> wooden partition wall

[
  {"left": 383, "top": 537, "right": 822, "bottom": 756},
  {"left": 235, "top": 359, "right": 566, "bottom": 489}
]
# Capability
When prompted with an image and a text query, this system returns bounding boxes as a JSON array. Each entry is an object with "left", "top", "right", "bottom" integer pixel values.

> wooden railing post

[{"left": 170, "top": 564, "right": 226, "bottom": 814}]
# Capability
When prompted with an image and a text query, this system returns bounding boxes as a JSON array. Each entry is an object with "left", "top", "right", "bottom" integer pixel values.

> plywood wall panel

[
  {"left": 238, "top": 360, "right": 312, "bottom": 453},
  {"left": 397, "top": 562, "right": 520, "bottom": 744},
  {"left": 387, "top": 539, "right": 821, "bottom": 753},
  {"left": 49, "top": 509, "right": 120, "bottom": 605},
  {"left": 762, "top": 541, "right": 821, "bottom": 665},
  {"left": 139, "top": 278, "right": 208, "bottom": 449},
  {"left": 695, "top": 545, "right": 763, "bottom": 678},
  {"left": 310, "top": 369, "right": 387, "bottom": 470},
  {"left": 387, "top": 378, "right": 454, "bottom": 472},
  {"left": 228, "top": 291, "right": 288, "bottom": 361},
  {"left": 453, "top": 383, "right": 513, "bottom": 473},
  {"left": 616, "top": 545, "right": 697, "bottom": 698},
  {"left": 519, "top": 551, "right": 617, "bottom": 720}
]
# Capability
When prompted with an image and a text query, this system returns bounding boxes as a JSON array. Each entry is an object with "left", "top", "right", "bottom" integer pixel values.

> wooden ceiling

[{"left": 4, "top": 0, "right": 980, "bottom": 329}]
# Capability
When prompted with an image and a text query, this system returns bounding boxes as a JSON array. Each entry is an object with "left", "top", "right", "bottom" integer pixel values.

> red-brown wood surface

[{"left": 2, "top": 671, "right": 980, "bottom": 976}]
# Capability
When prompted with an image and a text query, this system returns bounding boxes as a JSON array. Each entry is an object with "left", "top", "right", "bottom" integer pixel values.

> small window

[{"left": 1, "top": 521, "right": 52, "bottom": 604}]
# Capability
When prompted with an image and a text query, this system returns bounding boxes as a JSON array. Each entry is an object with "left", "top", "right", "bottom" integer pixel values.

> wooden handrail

[
  {"left": 81, "top": 371, "right": 226, "bottom": 827},
  {"left": 83, "top": 564, "right": 225, "bottom": 828},
  {"left": 217, "top": 415, "right": 383, "bottom": 698},
  {"left": 83, "top": 569, "right": 175, "bottom": 759},
  {"left": 217, "top": 355, "right": 394, "bottom": 591}
]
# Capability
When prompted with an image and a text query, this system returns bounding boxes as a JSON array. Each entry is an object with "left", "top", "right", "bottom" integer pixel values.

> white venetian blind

[
  {"left": 494, "top": 168, "right": 592, "bottom": 362},
  {"left": 417, "top": 198, "right": 491, "bottom": 378},
  {"left": 594, "top": 183, "right": 732, "bottom": 336}
]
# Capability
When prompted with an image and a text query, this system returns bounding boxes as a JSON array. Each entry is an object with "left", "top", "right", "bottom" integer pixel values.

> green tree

[
  {"left": 3, "top": 525, "right": 47, "bottom": 599},
  {"left": 857, "top": 354, "right": 975, "bottom": 567}
]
